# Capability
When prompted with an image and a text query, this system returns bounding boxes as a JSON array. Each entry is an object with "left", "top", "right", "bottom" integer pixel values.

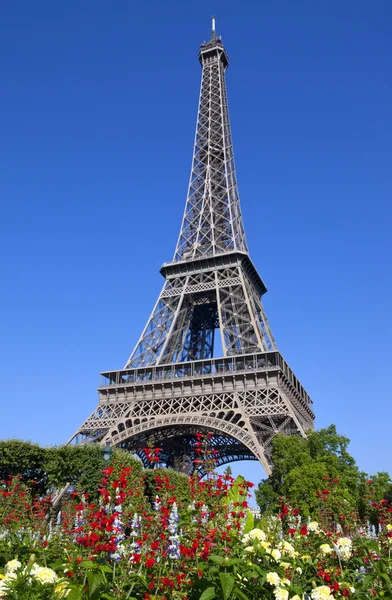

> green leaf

[
  {"left": 209, "top": 555, "right": 225, "bottom": 565},
  {"left": 200, "top": 587, "right": 216, "bottom": 600},
  {"left": 243, "top": 509, "right": 254, "bottom": 534},
  {"left": 80, "top": 560, "right": 96, "bottom": 569},
  {"left": 87, "top": 571, "right": 103, "bottom": 598},
  {"left": 378, "top": 572, "right": 391, "bottom": 585},
  {"left": 233, "top": 588, "right": 250, "bottom": 600},
  {"left": 99, "top": 564, "right": 113, "bottom": 574},
  {"left": 220, "top": 573, "right": 235, "bottom": 600},
  {"left": 223, "top": 558, "right": 241, "bottom": 567}
]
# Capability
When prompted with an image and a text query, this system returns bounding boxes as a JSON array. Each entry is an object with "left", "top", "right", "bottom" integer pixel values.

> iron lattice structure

[{"left": 69, "top": 23, "right": 315, "bottom": 475}]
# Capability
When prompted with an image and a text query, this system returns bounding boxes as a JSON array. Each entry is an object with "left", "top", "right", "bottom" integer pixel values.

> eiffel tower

[{"left": 69, "top": 19, "right": 315, "bottom": 475}]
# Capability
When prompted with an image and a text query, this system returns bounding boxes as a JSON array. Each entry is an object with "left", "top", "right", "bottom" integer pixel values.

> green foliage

[
  {"left": 143, "top": 467, "right": 191, "bottom": 505},
  {"left": 45, "top": 444, "right": 106, "bottom": 496},
  {"left": 0, "top": 440, "right": 143, "bottom": 499},
  {"left": 357, "top": 471, "right": 392, "bottom": 523},
  {"left": 255, "top": 425, "right": 362, "bottom": 517},
  {"left": 0, "top": 440, "right": 47, "bottom": 494}
]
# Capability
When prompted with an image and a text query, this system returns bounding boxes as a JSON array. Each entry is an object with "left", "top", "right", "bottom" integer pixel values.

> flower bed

[{"left": 0, "top": 450, "right": 391, "bottom": 599}]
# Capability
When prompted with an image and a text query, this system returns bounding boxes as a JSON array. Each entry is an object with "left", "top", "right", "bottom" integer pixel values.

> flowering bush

[{"left": 0, "top": 441, "right": 391, "bottom": 599}]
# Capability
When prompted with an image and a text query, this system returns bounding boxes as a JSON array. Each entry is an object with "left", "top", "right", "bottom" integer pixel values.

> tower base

[{"left": 69, "top": 351, "right": 314, "bottom": 476}]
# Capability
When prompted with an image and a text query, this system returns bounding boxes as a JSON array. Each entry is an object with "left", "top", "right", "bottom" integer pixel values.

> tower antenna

[{"left": 211, "top": 16, "right": 216, "bottom": 40}]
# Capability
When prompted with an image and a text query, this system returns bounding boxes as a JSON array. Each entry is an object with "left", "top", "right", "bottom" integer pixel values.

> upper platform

[
  {"left": 199, "top": 37, "right": 229, "bottom": 69},
  {"left": 161, "top": 250, "right": 267, "bottom": 297}
]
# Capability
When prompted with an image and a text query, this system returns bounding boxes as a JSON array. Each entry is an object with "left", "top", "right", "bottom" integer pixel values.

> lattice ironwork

[{"left": 69, "top": 21, "right": 315, "bottom": 475}]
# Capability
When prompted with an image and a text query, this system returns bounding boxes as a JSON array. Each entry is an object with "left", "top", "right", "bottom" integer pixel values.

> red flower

[
  {"left": 342, "top": 590, "right": 350, "bottom": 597},
  {"left": 132, "top": 553, "right": 141, "bottom": 563},
  {"left": 300, "top": 526, "right": 308, "bottom": 536},
  {"left": 288, "top": 528, "right": 296, "bottom": 538},
  {"left": 146, "top": 558, "right": 155, "bottom": 568}
]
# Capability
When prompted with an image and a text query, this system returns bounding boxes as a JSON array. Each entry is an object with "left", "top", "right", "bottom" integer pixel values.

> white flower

[
  {"left": 319, "top": 543, "right": 333, "bottom": 555},
  {"left": 0, "top": 581, "right": 9, "bottom": 599},
  {"left": 0, "top": 573, "right": 17, "bottom": 599},
  {"left": 280, "top": 561, "right": 290, "bottom": 569},
  {"left": 271, "top": 549, "right": 282, "bottom": 561},
  {"left": 308, "top": 521, "right": 320, "bottom": 533},
  {"left": 295, "top": 567, "right": 303, "bottom": 574},
  {"left": 32, "top": 567, "right": 58, "bottom": 584},
  {"left": 336, "top": 537, "right": 352, "bottom": 548},
  {"left": 311, "top": 585, "right": 333, "bottom": 600},
  {"left": 280, "top": 540, "right": 295, "bottom": 557},
  {"left": 242, "top": 528, "right": 267, "bottom": 544},
  {"left": 244, "top": 546, "right": 255, "bottom": 553},
  {"left": 334, "top": 537, "right": 353, "bottom": 560},
  {"left": 4, "top": 559, "right": 21, "bottom": 574},
  {"left": 274, "top": 588, "right": 289, "bottom": 600},
  {"left": 266, "top": 572, "right": 281, "bottom": 587},
  {"left": 261, "top": 540, "right": 271, "bottom": 550}
]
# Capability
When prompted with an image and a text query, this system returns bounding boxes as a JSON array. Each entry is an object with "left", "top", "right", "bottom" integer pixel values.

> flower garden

[{"left": 0, "top": 434, "right": 391, "bottom": 600}]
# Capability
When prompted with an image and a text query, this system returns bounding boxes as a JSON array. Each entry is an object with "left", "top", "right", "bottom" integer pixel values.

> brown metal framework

[{"left": 69, "top": 22, "right": 315, "bottom": 475}]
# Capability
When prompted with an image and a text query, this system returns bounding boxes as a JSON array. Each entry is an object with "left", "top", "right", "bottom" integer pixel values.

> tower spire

[
  {"left": 211, "top": 15, "right": 216, "bottom": 40},
  {"left": 174, "top": 22, "right": 244, "bottom": 262}
]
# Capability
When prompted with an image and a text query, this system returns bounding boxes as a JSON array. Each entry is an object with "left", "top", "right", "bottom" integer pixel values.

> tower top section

[
  {"left": 198, "top": 17, "right": 229, "bottom": 69},
  {"left": 174, "top": 17, "right": 245, "bottom": 262}
]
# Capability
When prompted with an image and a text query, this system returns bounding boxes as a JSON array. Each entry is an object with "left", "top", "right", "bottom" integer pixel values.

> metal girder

[{"left": 69, "top": 24, "right": 315, "bottom": 475}]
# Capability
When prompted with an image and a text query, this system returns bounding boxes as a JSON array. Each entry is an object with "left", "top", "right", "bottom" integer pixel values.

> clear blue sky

[{"left": 1, "top": 1, "right": 391, "bottom": 489}]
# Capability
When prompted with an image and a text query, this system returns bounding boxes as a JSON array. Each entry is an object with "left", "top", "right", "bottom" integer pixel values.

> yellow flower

[
  {"left": 386, "top": 524, "right": 392, "bottom": 531},
  {"left": 280, "top": 561, "right": 290, "bottom": 569},
  {"left": 271, "top": 549, "right": 282, "bottom": 561},
  {"left": 311, "top": 585, "right": 333, "bottom": 600},
  {"left": 274, "top": 588, "right": 289, "bottom": 600},
  {"left": 336, "top": 537, "right": 352, "bottom": 548},
  {"left": 301, "top": 554, "right": 311, "bottom": 562},
  {"left": 4, "top": 559, "right": 21, "bottom": 574},
  {"left": 266, "top": 572, "right": 281, "bottom": 587},
  {"left": 319, "top": 543, "right": 333, "bottom": 556},
  {"left": 308, "top": 521, "right": 320, "bottom": 533},
  {"left": 32, "top": 566, "right": 58, "bottom": 584},
  {"left": 242, "top": 528, "right": 267, "bottom": 545},
  {"left": 55, "top": 582, "right": 70, "bottom": 598},
  {"left": 280, "top": 541, "right": 295, "bottom": 557},
  {"left": 244, "top": 546, "right": 255, "bottom": 553}
]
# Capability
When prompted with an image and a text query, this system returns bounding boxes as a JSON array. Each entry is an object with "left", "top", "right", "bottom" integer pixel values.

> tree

[
  {"left": 0, "top": 440, "right": 142, "bottom": 498},
  {"left": 0, "top": 440, "right": 47, "bottom": 495},
  {"left": 255, "top": 425, "right": 362, "bottom": 518}
]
